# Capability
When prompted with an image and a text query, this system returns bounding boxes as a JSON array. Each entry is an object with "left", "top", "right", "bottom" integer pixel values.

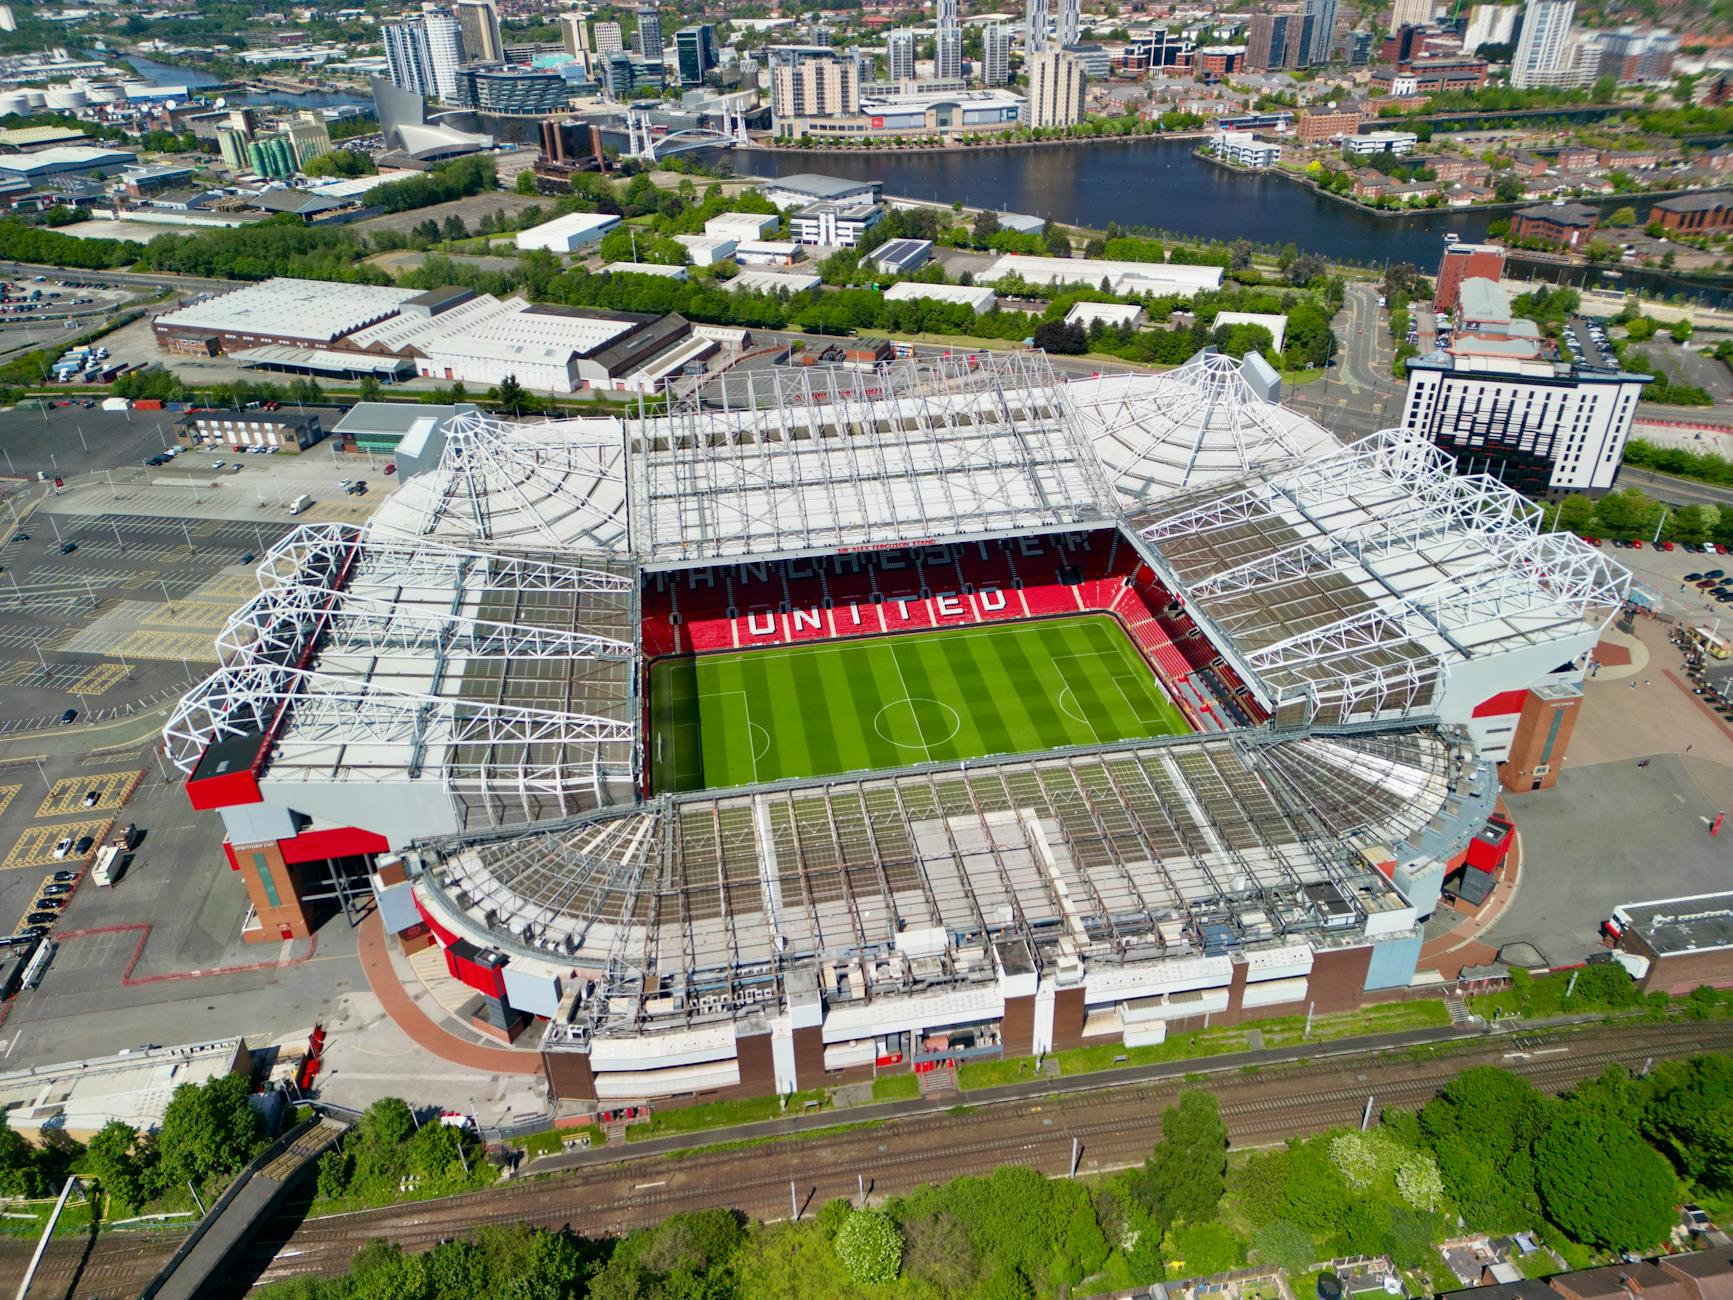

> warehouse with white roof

[
  {"left": 515, "top": 211, "right": 622, "bottom": 253},
  {"left": 883, "top": 281, "right": 997, "bottom": 314}
]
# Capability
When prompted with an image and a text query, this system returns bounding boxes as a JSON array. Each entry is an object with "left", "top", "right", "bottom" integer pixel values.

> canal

[{"left": 742, "top": 137, "right": 1731, "bottom": 302}]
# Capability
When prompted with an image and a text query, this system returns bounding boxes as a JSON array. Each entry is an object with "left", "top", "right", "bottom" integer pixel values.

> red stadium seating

[{"left": 640, "top": 529, "right": 1268, "bottom": 729}]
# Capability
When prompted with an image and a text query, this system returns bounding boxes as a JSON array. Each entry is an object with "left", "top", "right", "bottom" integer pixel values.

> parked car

[
  {"left": 10, "top": 532, "right": 26, "bottom": 542},
  {"left": 81, "top": 788, "right": 99, "bottom": 808},
  {"left": 31, "top": 897, "right": 63, "bottom": 910},
  {"left": 60, "top": 708, "right": 76, "bottom": 724},
  {"left": 51, "top": 837, "right": 72, "bottom": 859},
  {"left": 25, "top": 912, "right": 58, "bottom": 927},
  {"left": 58, "top": 541, "right": 76, "bottom": 555},
  {"left": 40, "top": 883, "right": 69, "bottom": 896},
  {"left": 51, "top": 869, "right": 79, "bottom": 882},
  {"left": 74, "top": 835, "right": 93, "bottom": 854}
]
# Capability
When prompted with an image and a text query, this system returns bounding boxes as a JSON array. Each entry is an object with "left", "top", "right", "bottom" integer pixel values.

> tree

[
  {"left": 1134, "top": 1090, "right": 1228, "bottom": 1233},
  {"left": 1644, "top": 1055, "right": 1733, "bottom": 1193},
  {"left": 155, "top": 1073, "right": 262, "bottom": 1189},
  {"left": 1043, "top": 221, "right": 1072, "bottom": 257},
  {"left": 85, "top": 1121, "right": 148, "bottom": 1213},
  {"left": 1535, "top": 1097, "right": 1677, "bottom": 1251},
  {"left": 1288, "top": 253, "right": 1327, "bottom": 285},
  {"left": 0, "top": 1112, "right": 45, "bottom": 1198},
  {"left": 515, "top": 169, "right": 539, "bottom": 195},
  {"left": 902, "top": 1210, "right": 977, "bottom": 1292},
  {"left": 1671, "top": 318, "right": 1694, "bottom": 343},
  {"left": 1418, "top": 1067, "right": 1552, "bottom": 1231},
  {"left": 1608, "top": 205, "right": 1639, "bottom": 226},
  {"left": 1032, "top": 320, "right": 1087, "bottom": 354},
  {"left": 357, "top": 374, "right": 383, "bottom": 403},
  {"left": 833, "top": 1207, "right": 902, "bottom": 1283},
  {"left": 493, "top": 374, "right": 527, "bottom": 416},
  {"left": 1251, "top": 1221, "right": 1316, "bottom": 1274},
  {"left": 971, "top": 209, "right": 1001, "bottom": 246}
]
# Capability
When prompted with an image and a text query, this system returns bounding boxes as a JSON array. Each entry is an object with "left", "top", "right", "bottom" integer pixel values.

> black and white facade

[{"left": 1400, "top": 352, "right": 1651, "bottom": 497}]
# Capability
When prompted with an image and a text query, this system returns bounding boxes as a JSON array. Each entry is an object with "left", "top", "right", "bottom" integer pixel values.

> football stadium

[{"left": 166, "top": 351, "right": 1630, "bottom": 1105}]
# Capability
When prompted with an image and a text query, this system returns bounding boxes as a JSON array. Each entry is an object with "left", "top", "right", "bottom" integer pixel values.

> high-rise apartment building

[
  {"left": 1307, "top": 0, "right": 1338, "bottom": 63},
  {"left": 423, "top": 12, "right": 465, "bottom": 99},
  {"left": 594, "top": 21, "right": 624, "bottom": 55},
  {"left": 1026, "top": 0, "right": 1051, "bottom": 53},
  {"left": 1461, "top": 3, "right": 1518, "bottom": 52},
  {"left": 935, "top": 29, "right": 963, "bottom": 80},
  {"left": 982, "top": 23, "right": 1012, "bottom": 84},
  {"left": 886, "top": 29, "right": 917, "bottom": 80},
  {"left": 452, "top": 0, "right": 504, "bottom": 64},
  {"left": 1026, "top": 47, "right": 1084, "bottom": 127},
  {"left": 383, "top": 19, "right": 435, "bottom": 95},
  {"left": 1510, "top": 0, "right": 1576, "bottom": 87},
  {"left": 1246, "top": 13, "right": 1293, "bottom": 70},
  {"left": 559, "top": 13, "right": 588, "bottom": 57},
  {"left": 1387, "top": 0, "right": 1431, "bottom": 35},
  {"left": 1056, "top": 0, "right": 1082, "bottom": 49},
  {"left": 637, "top": 6, "right": 664, "bottom": 63},
  {"left": 675, "top": 24, "right": 717, "bottom": 86},
  {"left": 933, "top": 0, "right": 963, "bottom": 80},
  {"left": 769, "top": 45, "right": 860, "bottom": 130}
]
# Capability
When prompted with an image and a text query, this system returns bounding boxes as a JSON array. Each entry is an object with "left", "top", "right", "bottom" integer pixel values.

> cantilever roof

[
  {"left": 1131, "top": 430, "right": 1631, "bottom": 723},
  {"left": 1075, "top": 351, "right": 1338, "bottom": 506},
  {"left": 419, "top": 725, "right": 1485, "bottom": 1031},
  {"left": 632, "top": 352, "right": 1114, "bottom": 568}
]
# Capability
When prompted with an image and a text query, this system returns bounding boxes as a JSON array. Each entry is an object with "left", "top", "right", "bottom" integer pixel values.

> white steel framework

[
  {"left": 1078, "top": 351, "right": 1338, "bottom": 506},
  {"left": 1132, "top": 430, "right": 1631, "bottom": 724},
  {"left": 377, "top": 408, "right": 631, "bottom": 553},
  {"left": 632, "top": 352, "right": 1115, "bottom": 567}
]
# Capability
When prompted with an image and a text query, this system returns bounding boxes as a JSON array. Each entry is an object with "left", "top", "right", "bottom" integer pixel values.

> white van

[{"left": 289, "top": 494, "right": 312, "bottom": 515}]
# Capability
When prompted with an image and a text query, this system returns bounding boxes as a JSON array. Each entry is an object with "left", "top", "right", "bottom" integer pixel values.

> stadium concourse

[{"left": 164, "top": 350, "right": 1631, "bottom": 1108}]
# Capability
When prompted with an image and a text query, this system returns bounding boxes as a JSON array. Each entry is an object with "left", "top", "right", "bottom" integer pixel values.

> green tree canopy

[{"left": 1536, "top": 1097, "right": 1678, "bottom": 1251}]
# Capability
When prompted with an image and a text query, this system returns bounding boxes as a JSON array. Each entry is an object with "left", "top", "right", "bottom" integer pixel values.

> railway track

[{"left": 8, "top": 1019, "right": 1729, "bottom": 1297}]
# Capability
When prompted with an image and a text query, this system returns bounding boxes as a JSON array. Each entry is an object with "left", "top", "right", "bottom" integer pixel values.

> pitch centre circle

[{"left": 873, "top": 697, "right": 961, "bottom": 750}]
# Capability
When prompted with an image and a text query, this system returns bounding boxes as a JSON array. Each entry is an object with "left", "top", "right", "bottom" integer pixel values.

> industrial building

[
  {"left": 152, "top": 277, "right": 697, "bottom": 394},
  {"left": 978, "top": 253, "right": 1224, "bottom": 298},
  {"left": 884, "top": 281, "right": 997, "bottom": 314},
  {"left": 516, "top": 211, "right": 622, "bottom": 252},
  {"left": 0, "top": 144, "right": 136, "bottom": 180},
  {"left": 0, "top": 1039, "right": 252, "bottom": 1144},
  {"left": 1608, "top": 893, "right": 1733, "bottom": 996},
  {"left": 165, "top": 350, "right": 1628, "bottom": 1107},
  {"left": 152, "top": 279, "right": 425, "bottom": 355}
]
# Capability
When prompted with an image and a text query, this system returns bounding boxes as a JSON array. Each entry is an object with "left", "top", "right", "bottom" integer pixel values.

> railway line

[{"left": 7, "top": 1018, "right": 1730, "bottom": 1297}]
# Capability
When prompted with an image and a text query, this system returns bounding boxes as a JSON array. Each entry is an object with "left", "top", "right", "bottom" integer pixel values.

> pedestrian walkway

[{"left": 355, "top": 911, "right": 538, "bottom": 1075}]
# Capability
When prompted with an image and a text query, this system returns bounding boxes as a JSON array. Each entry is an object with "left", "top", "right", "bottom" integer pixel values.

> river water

[
  {"left": 742, "top": 137, "right": 1730, "bottom": 302},
  {"left": 117, "top": 51, "right": 370, "bottom": 113}
]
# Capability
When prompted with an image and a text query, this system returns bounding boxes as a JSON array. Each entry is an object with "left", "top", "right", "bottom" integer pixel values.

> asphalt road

[
  {"left": 9, "top": 1016, "right": 1722, "bottom": 1298},
  {"left": 1617, "top": 465, "right": 1733, "bottom": 509}
]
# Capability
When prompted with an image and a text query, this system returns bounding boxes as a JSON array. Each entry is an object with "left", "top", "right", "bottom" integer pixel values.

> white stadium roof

[{"left": 167, "top": 349, "right": 1627, "bottom": 942}]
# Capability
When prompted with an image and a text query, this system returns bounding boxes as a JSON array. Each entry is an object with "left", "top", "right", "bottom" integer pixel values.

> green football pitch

[{"left": 648, "top": 614, "right": 1193, "bottom": 794}]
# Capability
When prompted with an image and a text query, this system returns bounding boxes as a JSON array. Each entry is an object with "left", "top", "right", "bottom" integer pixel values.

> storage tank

[
  {"left": 43, "top": 85, "right": 87, "bottom": 110},
  {"left": 0, "top": 91, "right": 33, "bottom": 115}
]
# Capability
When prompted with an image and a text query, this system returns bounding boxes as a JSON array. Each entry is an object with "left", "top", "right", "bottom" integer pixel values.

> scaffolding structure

[{"left": 632, "top": 352, "right": 1116, "bottom": 568}]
